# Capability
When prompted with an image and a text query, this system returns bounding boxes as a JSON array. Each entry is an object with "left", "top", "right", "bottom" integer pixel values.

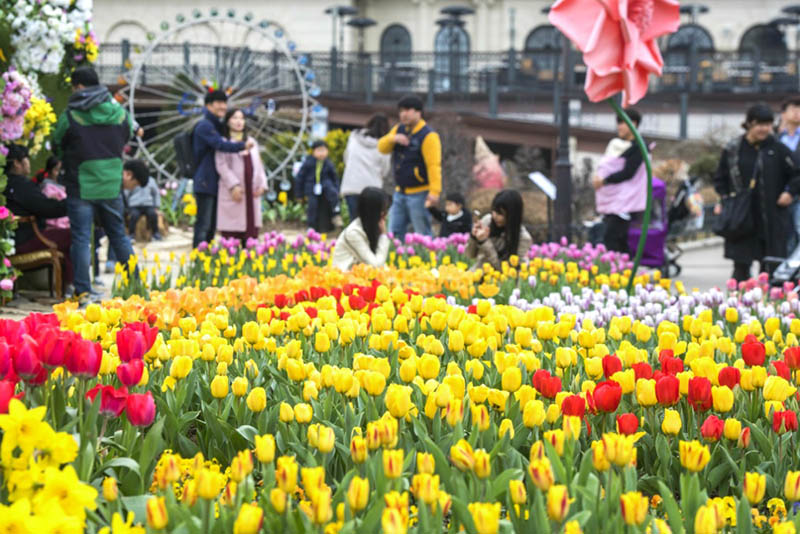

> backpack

[{"left": 174, "top": 125, "right": 198, "bottom": 179}]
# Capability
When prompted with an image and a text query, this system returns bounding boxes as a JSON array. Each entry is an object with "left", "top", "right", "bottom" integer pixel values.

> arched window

[
  {"left": 739, "top": 24, "right": 787, "bottom": 65},
  {"left": 434, "top": 23, "right": 470, "bottom": 92},
  {"left": 380, "top": 24, "right": 412, "bottom": 65},
  {"left": 523, "top": 25, "right": 562, "bottom": 74},
  {"left": 663, "top": 24, "right": 714, "bottom": 71}
]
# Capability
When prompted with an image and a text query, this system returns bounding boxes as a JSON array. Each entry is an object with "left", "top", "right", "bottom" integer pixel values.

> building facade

[{"left": 95, "top": 0, "right": 799, "bottom": 55}]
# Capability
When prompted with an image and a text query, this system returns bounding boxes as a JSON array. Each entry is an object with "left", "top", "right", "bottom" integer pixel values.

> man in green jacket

[{"left": 53, "top": 66, "right": 135, "bottom": 303}]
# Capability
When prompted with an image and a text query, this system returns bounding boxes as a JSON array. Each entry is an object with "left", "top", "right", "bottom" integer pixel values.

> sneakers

[{"left": 153, "top": 232, "right": 163, "bottom": 241}]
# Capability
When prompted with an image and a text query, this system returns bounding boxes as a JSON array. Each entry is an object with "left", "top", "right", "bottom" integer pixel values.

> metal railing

[{"left": 98, "top": 42, "right": 800, "bottom": 98}]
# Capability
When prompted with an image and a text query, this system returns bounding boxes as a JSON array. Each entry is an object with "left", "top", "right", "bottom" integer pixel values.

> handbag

[{"left": 712, "top": 142, "right": 761, "bottom": 240}]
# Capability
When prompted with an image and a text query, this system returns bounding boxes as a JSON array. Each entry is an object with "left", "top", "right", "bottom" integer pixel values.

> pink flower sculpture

[{"left": 549, "top": 0, "right": 680, "bottom": 107}]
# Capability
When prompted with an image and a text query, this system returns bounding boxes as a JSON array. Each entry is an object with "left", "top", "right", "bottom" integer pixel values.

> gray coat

[{"left": 125, "top": 178, "right": 160, "bottom": 208}]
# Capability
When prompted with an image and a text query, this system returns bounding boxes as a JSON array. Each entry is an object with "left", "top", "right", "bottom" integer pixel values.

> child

[
  {"left": 294, "top": 140, "right": 341, "bottom": 232},
  {"left": 122, "top": 159, "right": 162, "bottom": 241},
  {"left": 428, "top": 192, "right": 472, "bottom": 237},
  {"left": 34, "top": 156, "right": 70, "bottom": 230}
]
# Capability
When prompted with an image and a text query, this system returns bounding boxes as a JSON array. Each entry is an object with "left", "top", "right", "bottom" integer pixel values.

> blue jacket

[
  {"left": 191, "top": 109, "right": 245, "bottom": 195},
  {"left": 295, "top": 156, "right": 339, "bottom": 204}
]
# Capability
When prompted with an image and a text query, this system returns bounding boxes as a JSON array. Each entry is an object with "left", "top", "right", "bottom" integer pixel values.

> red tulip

[
  {"left": 602, "top": 355, "right": 622, "bottom": 378},
  {"left": 717, "top": 367, "right": 741, "bottom": 389},
  {"left": 655, "top": 375, "right": 680, "bottom": 406},
  {"left": 304, "top": 307, "right": 318, "bottom": 319},
  {"left": 688, "top": 377, "right": 712, "bottom": 412},
  {"left": 274, "top": 294, "right": 288, "bottom": 308},
  {"left": 785, "top": 347, "right": 800, "bottom": 371},
  {"left": 616, "top": 413, "right": 638, "bottom": 435},
  {"left": 116, "top": 328, "right": 147, "bottom": 363},
  {"left": 23, "top": 312, "right": 59, "bottom": 332},
  {"left": 65, "top": 338, "right": 102, "bottom": 379},
  {"left": 771, "top": 361, "right": 791, "bottom": 381},
  {"left": 329, "top": 287, "right": 342, "bottom": 300},
  {"left": 13, "top": 334, "right": 43, "bottom": 380},
  {"left": 360, "top": 285, "right": 377, "bottom": 302},
  {"left": 561, "top": 395, "right": 585, "bottom": 418},
  {"left": 660, "top": 355, "right": 684, "bottom": 376},
  {"left": 540, "top": 376, "right": 562, "bottom": 399},
  {"left": 294, "top": 290, "right": 309, "bottom": 303},
  {"left": 348, "top": 295, "right": 367, "bottom": 311},
  {"left": 126, "top": 392, "right": 156, "bottom": 426},
  {"left": 738, "top": 427, "right": 751, "bottom": 448},
  {"left": 87, "top": 384, "right": 129, "bottom": 417},
  {"left": 123, "top": 322, "right": 158, "bottom": 352},
  {"left": 741, "top": 338, "right": 765, "bottom": 366},
  {"left": 0, "top": 319, "right": 26, "bottom": 344},
  {"left": 116, "top": 359, "right": 144, "bottom": 387},
  {"left": 700, "top": 415, "right": 724, "bottom": 442},
  {"left": 589, "top": 380, "right": 622, "bottom": 413},
  {"left": 0, "top": 340, "right": 11, "bottom": 379},
  {"left": 37, "top": 329, "right": 73, "bottom": 369},
  {"left": 632, "top": 362, "right": 653, "bottom": 380},
  {"left": 310, "top": 286, "right": 328, "bottom": 301},
  {"left": 0, "top": 380, "right": 23, "bottom": 414},
  {"left": 773, "top": 411, "right": 799, "bottom": 434}
]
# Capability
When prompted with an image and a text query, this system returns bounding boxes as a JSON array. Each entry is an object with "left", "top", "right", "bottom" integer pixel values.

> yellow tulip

[
  {"left": 546, "top": 485, "right": 570, "bottom": 522},
  {"left": 254, "top": 434, "right": 275, "bottom": 463},
  {"left": 620, "top": 491, "right": 648, "bottom": 525},
  {"left": 473, "top": 449, "right": 491, "bottom": 478},
  {"left": 350, "top": 435, "right": 368, "bottom": 464},
  {"left": 383, "top": 449, "right": 404, "bottom": 479},
  {"left": 232, "top": 376, "right": 248, "bottom": 397},
  {"left": 233, "top": 503, "right": 263, "bottom": 534},
  {"left": 294, "top": 403, "right": 313, "bottom": 423},
  {"left": 723, "top": 418, "right": 741, "bottom": 441},
  {"left": 246, "top": 387, "right": 267, "bottom": 412},
  {"left": 694, "top": 504, "right": 721, "bottom": 534},
  {"left": 501, "top": 366, "right": 522, "bottom": 392},
  {"left": 711, "top": 385, "right": 734, "bottom": 412},
  {"left": 450, "top": 439, "right": 475, "bottom": 471},
  {"left": 662, "top": 409, "right": 682, "bottom": 435},
  {"left": 146, "top": 496, "right": 168, "bottom": 530},
  {"left": 210, "top": 375, "right": 228, "bottom": 399},
  {"left": 276, "top": 456, "right": 298, "bottom": 493},
  {"left": 786, "top": 471, "right": 800, "bottom": 501},
  {"left": 679, "top": 440, "right": 710, "bottom": 472},
  {"left": 635, "top": 379, "right": 657, "bottom": 407},
  {"left": 411, "top": 473, "right": 440, "bottom": 505},
  {"left": 347, "top": 476, "right": 370, "bottom": 512},
  {"left": 743, "top": 472, "right": 766, "bottom": 504},
  {"left": 528, "top": 458, "right": 555, "bottom": 491}
]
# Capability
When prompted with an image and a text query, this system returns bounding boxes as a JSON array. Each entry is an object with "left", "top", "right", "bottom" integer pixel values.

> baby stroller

[{"left": 626, "top": 177, "right": 668, "bottom": 272}]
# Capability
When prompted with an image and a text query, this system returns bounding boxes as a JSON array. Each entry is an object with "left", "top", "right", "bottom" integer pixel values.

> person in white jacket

[
  {"left": 332, "top": 187, "right": 391, "bottom": 271},
  {"left": 340, "top": 114, "right": 391, "bottom": 220}
]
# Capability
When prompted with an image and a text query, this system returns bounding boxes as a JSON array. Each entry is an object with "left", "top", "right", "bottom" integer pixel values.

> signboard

[{"left": 528, "top": 171, "right": 556, "bottom": 200}]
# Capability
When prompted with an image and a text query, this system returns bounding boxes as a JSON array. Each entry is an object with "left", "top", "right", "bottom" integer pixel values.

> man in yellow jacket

[{"left": 377, "top": 95, "right": 442, "bottom": 239}]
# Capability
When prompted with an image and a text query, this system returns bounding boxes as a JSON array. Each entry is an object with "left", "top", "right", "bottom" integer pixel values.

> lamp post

[
  {"left": 347, "top": 17, "right": 377, "bottom": 97},
  {"left": 437, "top": 6, "right": 474, "bottom": 93},
  {"left": 324, "top": 5, "right": 358, "bottom": 91}
]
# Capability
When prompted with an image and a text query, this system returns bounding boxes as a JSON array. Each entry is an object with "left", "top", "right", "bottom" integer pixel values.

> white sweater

[
  {"left": 331, "top": 218, "right": 390, "bottom": 271},
  {"left": 340, "top": 129, "right": 392, "bottom": 196}
]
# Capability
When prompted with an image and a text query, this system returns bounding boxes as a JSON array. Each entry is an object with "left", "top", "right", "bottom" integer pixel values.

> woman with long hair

[
  {"left": 340, "top": 113, "right": 392, "bottom": 220},
  {"left": 467, "top": 189, "right": 532, "bottom": 270},
  {"left": 332, "top": 186, "right": 392, "bottom": 270},
  {"left": 215, "top": 108, "right": 268, "bottom": 242}
]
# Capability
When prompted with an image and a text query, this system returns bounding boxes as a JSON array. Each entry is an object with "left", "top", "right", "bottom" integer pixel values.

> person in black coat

[
  {"left": 428, "top": 192, "right": 472, "bottom": 237},
  {"left": 295, "top": 140, "right": 340, "bottom": 232},
  {"left": 713, "top": 104, "right": 800, "bottom": 282},
  {"left": 3, "top": 144, "right": 73, "bottom": 283}
]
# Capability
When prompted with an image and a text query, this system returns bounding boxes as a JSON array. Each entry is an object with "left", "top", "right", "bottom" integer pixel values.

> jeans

[
  {"left": 602, "top": 214, "right": 631, "bottom": 254},
  {"left": 129, "top": 206, "right": 159, "bottom": 237},
  {"left": 193, "top": 193, "right": 217, "bottom": 248},
  {"left": 788, "top": 200, "right": 800, "bottom": 253},
  {"left": 389, "top": 191, "right": 432, "bottom": 240},
  {"left": 67, "top": 195, "right": 134, "bottom": 297},
  {"left": 344, "top": 194, "right": 359, "bottom": 221}
]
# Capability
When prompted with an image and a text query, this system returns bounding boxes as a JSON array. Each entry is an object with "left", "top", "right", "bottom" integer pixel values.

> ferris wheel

[{"left": 124, "top": 8, "right": 320, "bottom": 197}]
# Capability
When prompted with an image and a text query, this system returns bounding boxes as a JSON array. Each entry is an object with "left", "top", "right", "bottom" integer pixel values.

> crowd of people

[{"left": 18, "top": 66, "right": 800, "bottom": 301}]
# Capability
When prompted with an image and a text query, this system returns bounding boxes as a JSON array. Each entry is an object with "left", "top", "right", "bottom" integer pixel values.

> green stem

[{"left": 607, "top": 98, "right": 653, "bottom": 293}]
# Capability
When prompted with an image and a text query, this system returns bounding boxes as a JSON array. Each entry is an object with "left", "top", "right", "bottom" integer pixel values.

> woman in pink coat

[{"left": 215, "top": 108, "right": 268, "bottom": 242}]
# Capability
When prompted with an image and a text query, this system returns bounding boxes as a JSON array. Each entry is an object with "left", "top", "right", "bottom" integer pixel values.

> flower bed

[{"left": 0, "top": 256, "right": 798, "bottom": 532}]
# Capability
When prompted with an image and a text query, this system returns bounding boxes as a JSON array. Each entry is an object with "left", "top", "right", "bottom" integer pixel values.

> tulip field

[{"left": 5, "top": 233, "right": 800, "bottom": 534}]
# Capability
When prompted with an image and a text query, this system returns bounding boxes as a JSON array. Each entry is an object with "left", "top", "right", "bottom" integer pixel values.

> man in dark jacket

[
  {"left": 53, "top": 67, "right": 135, "bottom": 302},
  {"left": 778, "top": 97, "right": 800, "bottom": 251},
  {"left": 714, "top": 103, "right": 800, "bottom": 282},
  {"left": 3, "top": 145, "right": 73, "bottom": 284},
  {"left": 191, "top": 90, "right": 252, "bottom": 248},
  {"left": 428, "top": 192, "right": 472, "bottom": 237}
]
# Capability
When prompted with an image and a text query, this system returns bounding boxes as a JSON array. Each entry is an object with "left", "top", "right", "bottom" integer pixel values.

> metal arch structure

[{"left": 126, "top": 9, "right": 319, "bottom": 189}]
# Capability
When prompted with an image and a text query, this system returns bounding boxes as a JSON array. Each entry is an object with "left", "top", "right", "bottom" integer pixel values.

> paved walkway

[{"left": 672, "top": 238, "right": 730, "bottom": 292}]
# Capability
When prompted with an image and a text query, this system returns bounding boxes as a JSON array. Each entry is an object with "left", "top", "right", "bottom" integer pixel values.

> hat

[
  {"left": 474, "top": 136, "right": 494, "bottom": 162},
  {"left": 745, "top": 103, "right": 774, "bottom": 124}
]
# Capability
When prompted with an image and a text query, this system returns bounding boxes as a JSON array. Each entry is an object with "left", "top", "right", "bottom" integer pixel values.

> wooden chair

[{"left": 8, "top": 216, "right": 64, "bottom": 298}]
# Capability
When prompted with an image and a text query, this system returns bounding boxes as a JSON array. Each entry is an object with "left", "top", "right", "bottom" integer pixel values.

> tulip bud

[
  {"left": 254, "top": 434, "right": 275, "bottom": 463},
  {"left": 350, "top": 435, "right": 368, "bottom": 464},
  {"left": 450, "top": 439, "right": 475, "bottom": 471},
  {"left": 546, "top": 485, "right": 570, "bottom": 522},
  {"left": 468, "top": 502, "right": 502, "bottom": 534},
  {"left": 383, "top": 449, "right": 404, "bottom": 479},
  {"left": 411, "top": 473, "right": 439, "bottom": 505},
  {"left": 591, "top": 440, "right": 610, "bottom": 471},
  {"left": 210, "top": 375, "right": 228, "bottom": 399},
  {"left": 743, "top": 472, "right": 766, "bottom": 505},
  {"left": 276, "top": 456, "right": 298, "bottom": 493},
  {"left": 270, "top": 488, "right": 287, "bottom": 513},
  {"left": 786, "top": 471, "right": 800, "bottom": 501},
  {"left": 294, "top": 402, "right": 313, "bottom": 423},
  {"left": 317, "top": 425, "right": 335, "bottom": 454},
  {"left": 679, "top": 440, "right": 710, "bottom": 472},
  {"left": 509, "top": 480, "right": 527, "bottom": 505},
  {"left": 279, "top": 402, "right": 294, "bottom": 422},
  {"left": 146, "top": 496, "right": 168, "bottom": 530},
  {"left": 417, "top": 452, "right": 435, "bottom": 475},
  {"left": 231, "top": 376, "right": 248, "bottom": 397},
  {"left": 246, "top": 387, "right": 267, "bottom": 412},
  {"left": 723, "top": 418, "right": 741, "bottom": 441},
  {"left": 528, "top": 458, "right": 555, "bottom": 491},
  {"left": 620, "top": 491, "right": 648, "bottom": 525},
  {"left": 347, "top": 476, "right": 370, "bottom": 512},
  {"left": 473, "top": 449, "right": 491, "bottom": 478},
  {"left": 102, "top": 476, "right": 118, "bottom": 502}
]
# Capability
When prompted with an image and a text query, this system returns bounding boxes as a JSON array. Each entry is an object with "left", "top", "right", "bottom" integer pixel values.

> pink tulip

[{"left": 549, "top": 0, "right": 680, "bottom": 107}]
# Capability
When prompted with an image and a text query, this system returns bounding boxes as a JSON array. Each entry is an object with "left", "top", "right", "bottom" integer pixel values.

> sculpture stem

[{"left": 607, "top": 98, "right": 653, "bottom": 293}]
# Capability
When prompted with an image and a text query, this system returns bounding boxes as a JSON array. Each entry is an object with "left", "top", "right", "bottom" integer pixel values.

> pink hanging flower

[
  {"left": 548, "top": 0, "right": 680, "bottom": 107},
  {"left": 0, "top": 279, "right": 13, "bottom": 292},
  {"left": 0, "top": 207, "right": 9, "bottom": 220}
]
